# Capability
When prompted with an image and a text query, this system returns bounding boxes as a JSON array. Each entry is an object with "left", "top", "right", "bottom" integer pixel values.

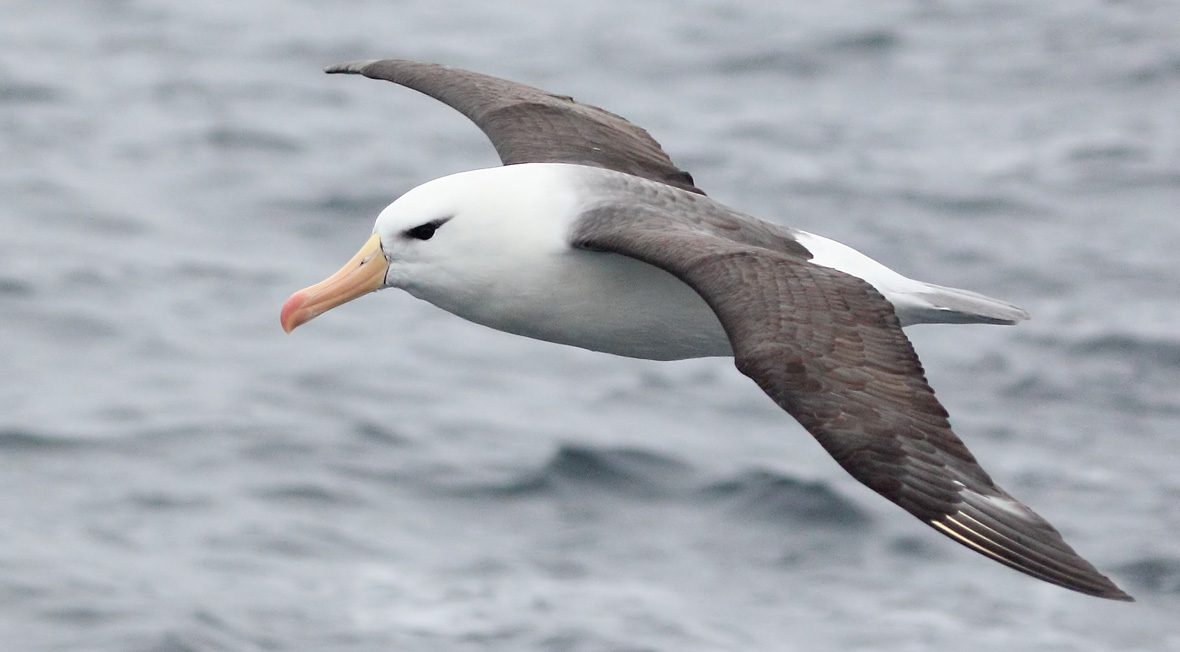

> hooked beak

[{"left": 281, "top": 233, "right": 387, "bottom": 333}]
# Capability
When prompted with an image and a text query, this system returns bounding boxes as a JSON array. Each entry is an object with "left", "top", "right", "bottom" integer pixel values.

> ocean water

[{"left": 3, "top": 1, "right": 1179, "bottom": 650}]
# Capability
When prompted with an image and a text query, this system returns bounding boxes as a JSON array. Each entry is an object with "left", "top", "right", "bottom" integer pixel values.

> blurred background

[{"left": 2, "top": 1, "right": 1179, "bottom": 650}]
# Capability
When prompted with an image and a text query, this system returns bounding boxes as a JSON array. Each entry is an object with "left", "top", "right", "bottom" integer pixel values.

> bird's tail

[{"left": 899, "top": 282, "right": 1030, "bottom": 326}]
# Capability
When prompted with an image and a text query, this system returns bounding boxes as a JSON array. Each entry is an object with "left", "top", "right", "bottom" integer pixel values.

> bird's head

[{"left": 280, "top": 165, "right": 573, "bottom": 333}]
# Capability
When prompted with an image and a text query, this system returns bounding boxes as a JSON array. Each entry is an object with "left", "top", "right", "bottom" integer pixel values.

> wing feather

[
  {"left": 572, "top": 198, "right": 1131, "bottom": 601},
  {"left": 324, "top": 59, "right": 704, "bottom": 194}
]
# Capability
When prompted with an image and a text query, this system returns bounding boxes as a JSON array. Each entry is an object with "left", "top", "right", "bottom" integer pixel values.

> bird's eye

[{"left": 403, "top": 219, "right": 448, "bottom": 241}]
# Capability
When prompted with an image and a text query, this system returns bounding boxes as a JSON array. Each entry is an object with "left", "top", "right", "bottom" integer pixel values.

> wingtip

[
  {"left": 1073, "top": 572, "right": 1134, "bottom": 601},
  {"left": 926, "top": 492, "right": 1137, "bottom": 603},
  {"left": 995, "top": 308, "right": 1031, "bottom": 326},
  {"left": 323, "top": 60, "right": 378, "bottom": 75},
  {"left": 1100, "top": 585, "right": 1136, "bottom": 602}
]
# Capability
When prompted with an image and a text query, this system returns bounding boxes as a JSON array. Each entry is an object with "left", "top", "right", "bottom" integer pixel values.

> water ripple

[
  {"left": 463, "top": 444, "right": 694, "bottom": 499},
  {"left": 205, "top": 126, "right": 302, "bottom": 153},
  {"left": 250, "top": 482, "right": 365, "bottom": 507},
  {"left": 0, "top": 428, "right": 91, "bottom": 450},
  {"left": 1115, "top": 556, "right": 1180, "bottom": 595},
  {"left": 701, "top": 469, "right": 870, "bottom": 528},
  {"left": 1068, "top": 333, "right": 1180, "bottom": 367},
  {"left": 0, "top": 81, "right": 64, "bottom": 104}
]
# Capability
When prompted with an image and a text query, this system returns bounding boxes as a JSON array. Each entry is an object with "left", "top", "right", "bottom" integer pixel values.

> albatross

[{"left": 280, "top": 59, "right": 1131, "bottom": 601}]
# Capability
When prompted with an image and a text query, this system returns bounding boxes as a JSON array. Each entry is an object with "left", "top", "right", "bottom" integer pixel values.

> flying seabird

[{"left": 280, "top": 59, "right": 1132, "bottom": 601}]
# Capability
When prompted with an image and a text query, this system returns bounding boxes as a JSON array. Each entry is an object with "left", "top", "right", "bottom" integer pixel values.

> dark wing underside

[
  {"left": 572, "top": 199, "right": 1131, "bottom": 601},
  {"left": 325, "top": 59, "right": 704, "bottom": 194}
]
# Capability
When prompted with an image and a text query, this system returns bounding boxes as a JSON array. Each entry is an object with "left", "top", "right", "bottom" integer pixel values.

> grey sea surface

[{"left": 3, "top": 1, "right": 1179, "bottom": 650}]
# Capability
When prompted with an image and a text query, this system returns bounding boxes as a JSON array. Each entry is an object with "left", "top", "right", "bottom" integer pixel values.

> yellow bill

[{"left": 281, "top": 233, "right": 386, "bottom": 332}]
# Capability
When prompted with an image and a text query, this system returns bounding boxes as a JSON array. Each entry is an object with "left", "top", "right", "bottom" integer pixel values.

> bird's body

[
  {"left": 383, "top": 164, "right": 732, "bottom": 360},
  {"left": 280, "top": 59, "right": 1132, "bottom": 601},
  {"left": 389, "top": 163, "right": 1027, "bottom": 360}
]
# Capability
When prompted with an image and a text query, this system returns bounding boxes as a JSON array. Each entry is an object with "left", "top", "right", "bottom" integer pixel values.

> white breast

[
  {"left": 392, "top": 164, "right": 732, "bottom": 360},
  {"left": 489, "top": 247, "right": 733, "bottom": 360}
]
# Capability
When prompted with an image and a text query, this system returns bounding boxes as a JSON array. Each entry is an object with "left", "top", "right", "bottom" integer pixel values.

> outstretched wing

[
  {"left": 572, "top": 198, "right": 1132, "bottom": 601},
  {"left": 325, "top": 59, "right": 704, "bottom": 194}
]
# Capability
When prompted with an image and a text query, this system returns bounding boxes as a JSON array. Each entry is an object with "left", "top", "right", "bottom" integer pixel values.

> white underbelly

[{"left": 424, "top": 249, "right": 733, "bottom": 360}]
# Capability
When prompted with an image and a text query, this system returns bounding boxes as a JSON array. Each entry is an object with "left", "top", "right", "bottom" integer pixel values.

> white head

[{"left": 280, "top": 165, "right": 578, "bottom": 332}]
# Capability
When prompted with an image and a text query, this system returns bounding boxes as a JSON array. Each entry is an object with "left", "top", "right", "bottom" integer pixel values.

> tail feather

[
  {"left": 900, "top": 283, "right": 1030, "bottom": 326},
  {"left": 786, "top": 230, "right": 1030, "bottom": 328}
]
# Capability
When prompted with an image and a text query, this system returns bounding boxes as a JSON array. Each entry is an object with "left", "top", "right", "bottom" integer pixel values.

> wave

[
  {"left": 0, "top": 428, "right": 90, "bottom": 450},
  {"left": 205, "top": 126, "right": 302, "bottom": 153},
  {"left": 469, "top": 444, "right": 694, "bottom": 499},
  {"left": 1068, "top": 333, "right": 1180, "bottom": 367},
  {"left": 700, "top": 469, "right": 869, "bottom": 528},
  {"left": 894, "top": 187, "right": 1036, "bottom": 218},
  {"left": 351, "top": 420, "right": 410, "bottom": 447},
  {"left": 0, "top": 277, "right": 33, "bottom": 297},
  {"left": 821, "top": 28, "right": 901, "bottom": 55},
  {"left": 712, "top": 50, "right": 823, "bottom": 77},
  {"left": 447, "top": 445, "right": 869, "bottom": 529},
  {"left": 125, "top": 491, "right": 213, "bottom": 511},
  {"left": 278, "top": 192, "right": 393, "bottom": 219},
  {"left": 250, "top": 483, "right": 363, "bottom": 507},
  {"left": 1114, "top": 556, "right": 1180, "bottom": 595},
  {"left": 0, "top": 81, "right": 63, "bottom": 105},
  {"left": 711, "top": 28, "right": 901, "bottom": 78}
]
